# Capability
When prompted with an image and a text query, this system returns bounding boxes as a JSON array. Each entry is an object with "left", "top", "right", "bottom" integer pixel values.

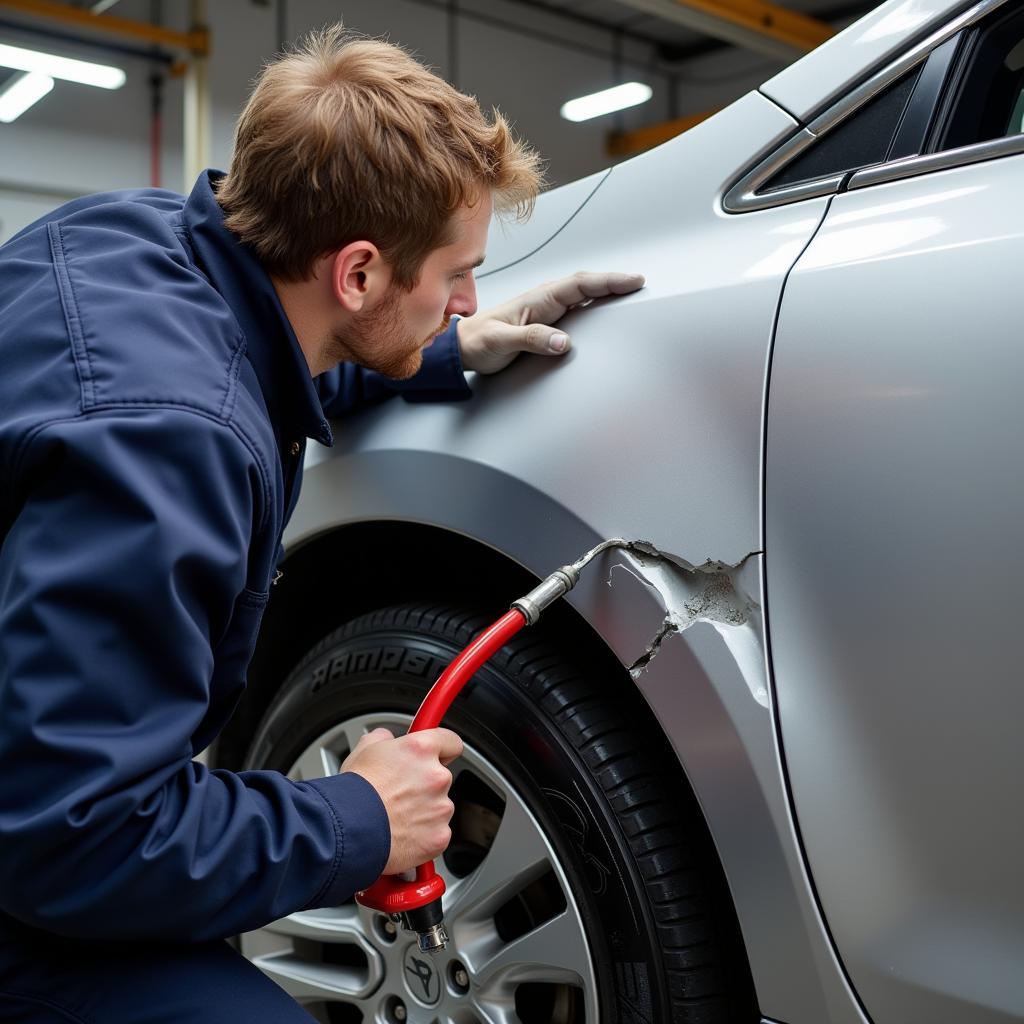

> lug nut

[
  {"left": 449, "top": 960, "right": 470, "bottom": 994},
  {"left": 384, "top": 995, "right": 407, "bottom": 1023},
  {"left": 374, "top": 915, "right": 398, "bottom": 944}
]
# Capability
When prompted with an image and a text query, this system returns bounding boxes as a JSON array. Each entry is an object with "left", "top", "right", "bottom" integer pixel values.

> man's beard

[{"left": 327, "top": 288, "right": 451, "bottom": 380}]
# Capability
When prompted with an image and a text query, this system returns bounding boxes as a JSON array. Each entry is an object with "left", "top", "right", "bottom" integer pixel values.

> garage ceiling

[
  {"left": 0, "top": 0, "right": 881, "bottom": 65},
  {"left": 482, "top": 0, "right": 880, "bottom": 60},
  {"left": 0, "top": 0, "right": 884, "bottom": 165}
]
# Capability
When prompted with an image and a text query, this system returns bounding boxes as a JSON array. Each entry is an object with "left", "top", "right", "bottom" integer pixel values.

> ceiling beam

[
  {"left": 608, "top": 0, "right": 835, "bottom": 60},
  {"left": 0, "top": 0, "right": 207, "bottom": 55},
  {"left": 606, "top": 108, "right": 717, "bottom": 157}
]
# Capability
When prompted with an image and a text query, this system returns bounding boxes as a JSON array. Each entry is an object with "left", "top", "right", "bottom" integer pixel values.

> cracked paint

[{"left": 602, "top": 541, "right": 769, "bottom": 707}]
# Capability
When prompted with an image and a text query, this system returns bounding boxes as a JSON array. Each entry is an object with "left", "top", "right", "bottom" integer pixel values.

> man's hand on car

[
  {"left": 341, "top": 726, "right": 464, "bottom": 876},
  {"left": 456, "top": 271, "right": 645, "bottom": 375}
]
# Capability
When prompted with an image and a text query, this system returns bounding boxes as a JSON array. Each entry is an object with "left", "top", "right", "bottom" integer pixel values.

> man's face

[{"left": 335, "top": 192, "right": 491, "bottom": 379}]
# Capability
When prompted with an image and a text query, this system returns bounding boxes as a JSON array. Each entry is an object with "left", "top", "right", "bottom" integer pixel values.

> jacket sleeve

[
  {"left": 0, "top": 409, "right": 389, "bottom": 942},
  {"left": 315, "top": 319, "right": 472, "bottom": 417}
]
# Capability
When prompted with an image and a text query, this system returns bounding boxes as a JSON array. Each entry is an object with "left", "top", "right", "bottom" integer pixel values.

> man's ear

[{"left": 330, "top": 241, "right": 387, "bottom": 313}]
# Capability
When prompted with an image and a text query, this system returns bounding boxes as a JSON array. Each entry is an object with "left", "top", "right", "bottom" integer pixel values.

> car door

[{"left": 766, "top": 3, "right": 1024, "bottom": 1022}]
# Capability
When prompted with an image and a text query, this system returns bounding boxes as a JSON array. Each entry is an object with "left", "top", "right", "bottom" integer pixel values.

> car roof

[{"left": 761, "top": 0, "right": 978, "bottom": 123}]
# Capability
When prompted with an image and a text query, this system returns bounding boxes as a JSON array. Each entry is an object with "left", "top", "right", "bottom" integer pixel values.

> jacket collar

[{"left": 183, "top": 170, "right": 333, "bottom": 447}]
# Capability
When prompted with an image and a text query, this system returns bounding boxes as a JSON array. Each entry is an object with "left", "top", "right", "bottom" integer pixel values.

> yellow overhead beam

[
  {"left": 0, "top": 0, "right": 208, "bottom": 55},
  {"left": 610, "top": 0, "right": 833, "bottom": 59},
  {"left": 607, "top": 109, "right": 717, "bottom": 157},
  {"left": 673, "top": 0, "right": 833, "bottom": 52}
]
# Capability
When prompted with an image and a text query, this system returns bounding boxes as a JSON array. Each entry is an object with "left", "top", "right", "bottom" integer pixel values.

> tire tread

[{"left": 260, "top": 602, "right": 752, "bottom": 1024}]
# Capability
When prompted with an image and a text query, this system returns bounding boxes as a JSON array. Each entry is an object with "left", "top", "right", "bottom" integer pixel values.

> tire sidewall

[{"left": 245, "top": 617, "right": 669, "bottom": 1022}]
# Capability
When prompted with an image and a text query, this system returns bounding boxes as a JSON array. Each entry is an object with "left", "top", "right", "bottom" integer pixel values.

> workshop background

[{"left": 0, "top": 0, "right": 873, "bottom": 243}]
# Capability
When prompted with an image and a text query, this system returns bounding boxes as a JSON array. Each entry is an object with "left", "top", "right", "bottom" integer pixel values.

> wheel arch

[
  {"left": 213, "top": 449, "right": 851, "bottom": 1023},
  {"left": 216, "top": 518, "right": 628, "bottom": 769},
  {"left": 218, "top": 514, "right": 760, "bottom": 1017}
]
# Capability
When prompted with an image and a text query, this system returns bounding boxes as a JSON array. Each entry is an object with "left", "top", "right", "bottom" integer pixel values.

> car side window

[
  {"left": 726, "top": 0, "right": 1023, "bottom": 212},
  {"left": 762, "top": 68, "right": 921, "bottom": 192},
  {"left": 934, "top": 5, "right": 1024, "bottom": 150}
]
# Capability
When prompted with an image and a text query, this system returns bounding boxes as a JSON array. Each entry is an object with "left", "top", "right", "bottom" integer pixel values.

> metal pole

[{"left": 183, "top": 0, "right": 209, "bottom": 186}]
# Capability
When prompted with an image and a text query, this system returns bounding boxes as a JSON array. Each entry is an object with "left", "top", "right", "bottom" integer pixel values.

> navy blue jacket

[{"left": 0, "top": 171, "right": 471, "bottom": 942}]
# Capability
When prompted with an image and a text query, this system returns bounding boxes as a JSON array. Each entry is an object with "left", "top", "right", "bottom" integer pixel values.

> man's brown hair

[{"left": 217, "top": 26, "right": 543, "bottom": 287}]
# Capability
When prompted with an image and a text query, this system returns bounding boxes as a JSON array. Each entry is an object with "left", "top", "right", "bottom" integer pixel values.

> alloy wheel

[{"left": 240, "top": 712, "right": 599, "bottom": 1023}]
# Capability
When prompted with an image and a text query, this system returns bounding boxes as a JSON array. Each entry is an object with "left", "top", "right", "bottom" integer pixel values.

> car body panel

[
  {"left": 479, "top": 168, "right": 610, "bottom": 277},
  {"left": 288, "top": 456, "right": 866, "bottom": 1024},
  {"left": 307, "top": 91, "right": 817, "bottom": 567},
  {"left": 766, "top": 152, "right": 1024, "bottom": 1023},
  {"left": 289, "top": 89, "right": 871, "bottom": 1024},
  {"left": 761, "top": 0, "right": 974, "bottom": 123}
]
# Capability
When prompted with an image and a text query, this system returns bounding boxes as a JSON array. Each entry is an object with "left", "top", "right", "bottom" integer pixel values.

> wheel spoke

[
  {"left": 289, "top": 743, "right": 341, "bottom": 781},
  {"left": 261, "top": 904, "right": 364, "bottom": 943},
  {"left": 445, "top": 795, "right": 552, "bottom": 924},
  {"left": 471, "top": 909, "right": 591, "bottom": 995},
  {"left": 436, "top": 852, "right": 461, "bottom": 891},
  {"left": 249, "top": 949, "right": 372, "bottom": 1002},
  {"left": 336, "top": 719, "right": 379, "bottom": 757},
  {"left": 466, "top": 1001, "right": 516, "bottom": 1024},
  {"left": 251, "top": 904, "right": 385, "bottom": 1004}
]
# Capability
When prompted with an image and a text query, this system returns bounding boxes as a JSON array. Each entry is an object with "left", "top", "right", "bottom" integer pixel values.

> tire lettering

[
  {"left": 401, "top": 651, "right": 434, "bottom": 677},
  {"left": 313, "top": 647, "right": 434, "bottom": 690},
  {"left": 379, "top": 648, "right": 404, "bottom": 672},
  {"left": 350, "top": 650, "right": 377, "bottom": 673},
  {"left": 328, "top": 652, "right": 350, "bottom": 681}
]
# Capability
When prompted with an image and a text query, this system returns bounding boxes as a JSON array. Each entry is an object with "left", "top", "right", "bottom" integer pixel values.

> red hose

[
  {"left": 411, "top": 608, "right": 526, "bottom": 730},
  {"left": 356, "top": 608, "right": 528, "bottom": 914}
]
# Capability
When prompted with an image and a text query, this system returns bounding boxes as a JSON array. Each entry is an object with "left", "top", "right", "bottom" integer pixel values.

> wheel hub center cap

[{"left": 402, "top": 943, "right": 443, "bottom": 1006}]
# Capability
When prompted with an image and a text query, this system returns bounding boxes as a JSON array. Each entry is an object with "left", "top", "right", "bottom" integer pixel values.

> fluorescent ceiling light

[
  {"left": 0, "top": 71, "right": 54, "bottom": 123},
  {"left": 0, "top": 43, "right": 125, "bottom": 90},
  {"left": 560, "top": 82, "right": 653, "bottom": 123}
]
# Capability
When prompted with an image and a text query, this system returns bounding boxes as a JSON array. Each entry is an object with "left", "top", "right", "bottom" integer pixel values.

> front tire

[{"left": 242, "top": 604, "right": 755, "bottom": 1023}]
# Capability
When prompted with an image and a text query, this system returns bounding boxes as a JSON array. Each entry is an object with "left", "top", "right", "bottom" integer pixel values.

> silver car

[{"left": 218, "top": 0, "right": 1024, "bottom": 1021}]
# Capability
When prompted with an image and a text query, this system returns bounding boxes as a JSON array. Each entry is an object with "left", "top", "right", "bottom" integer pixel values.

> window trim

[
  {"left": 722, "top": 128, "right": 844, "bottom": 213},
  {"left": 847, "top": 131, "right": 1024, "bottom": 190},
  {"left": 723, "top": 0, "right": 1013, "bottom": 213},
  {"left": 888, "top": 35, "right": 963, "bottom": 160}
]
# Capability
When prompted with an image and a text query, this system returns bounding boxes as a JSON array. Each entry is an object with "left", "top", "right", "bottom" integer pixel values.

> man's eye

[{"left": 452, "top": 272, "right": 468, "bottom": 282}]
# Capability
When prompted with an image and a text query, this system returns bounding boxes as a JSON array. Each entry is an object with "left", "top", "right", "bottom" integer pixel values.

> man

[{"left": 0, "top": 26, "right": 642, "bottom": 1022}]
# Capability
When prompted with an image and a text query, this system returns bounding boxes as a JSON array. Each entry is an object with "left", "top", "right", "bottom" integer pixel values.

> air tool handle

[{"left": 354, "top": 608, "right": 528, "bottom": 952}]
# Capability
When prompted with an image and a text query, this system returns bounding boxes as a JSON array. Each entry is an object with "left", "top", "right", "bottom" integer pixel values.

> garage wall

[
  {"left": 0, "top": 6, "right": 187, "bottom": 240},
  {"left": 0, "top": 0, "right": 782, "bottom": 242}
]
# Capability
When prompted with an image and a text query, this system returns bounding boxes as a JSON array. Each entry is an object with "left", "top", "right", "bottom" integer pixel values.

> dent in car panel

[{"left": 602, "top": 546, "right": 767, "bottom": 709}]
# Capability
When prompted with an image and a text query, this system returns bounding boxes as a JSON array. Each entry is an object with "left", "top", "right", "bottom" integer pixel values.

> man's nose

[{"left": 446, "top": 275, "right": 478, "bottom": 318}]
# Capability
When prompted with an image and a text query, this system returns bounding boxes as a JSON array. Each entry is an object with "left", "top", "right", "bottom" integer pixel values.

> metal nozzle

[
  {"left": 566, "top": 537, "right": 639, "bottom": 574},
  {"left": 511, "top": 538, "right": 645, "bottom": 626},
  {"left": 394, "top": 900, "right": 449, "bottom": 954},
  {"left": 511, "top": 569, "right": 574, "bottom": 625},
  {"left": 415, "top": 922, "right": 449, "bottom": 954}
]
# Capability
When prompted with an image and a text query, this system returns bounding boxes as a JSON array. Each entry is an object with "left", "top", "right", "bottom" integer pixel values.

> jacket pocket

[{"left": 196, "top": 587, "right": 270, "bottom": 753}]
